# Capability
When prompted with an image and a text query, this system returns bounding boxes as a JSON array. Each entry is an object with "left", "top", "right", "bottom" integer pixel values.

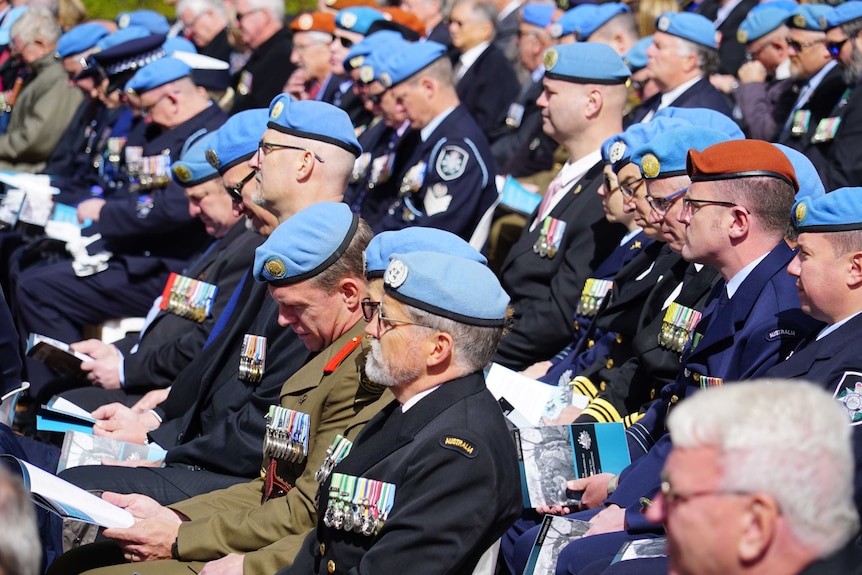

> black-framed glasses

[
  {"left": 338, "top": 36, "right": 354, "bottom": 49},
  {"left": 366, "top": 89, "right": 387, "bottom": 106},
  {"left": 361, "top": 297, "right": 379, "bottom": 322},
  {"left": 140, "top": 93, "right": 170, "bottom": 119},
  {"left": 786, "top": 37, "right": 825, "bottom": 53},
  {"left": 235, "top": 8, "right": 261, "bottom": 23},
  {"left": 646, "top": 187, "right": 687, "bottom": 215},
  {"left": 225, "top": 170, "right": 256, "bottom": 203},
  {"left": 258, "top": 140, "right": 325, "bottom": 163},
  {"left": 619, "top": 176, "right": 645, "bottom": 199},
  {"left": 826, "top": 36, "right": 851, "bottom": 57},
  {"left": 681, "top": 197, "right": 742, "bottom": 217}
]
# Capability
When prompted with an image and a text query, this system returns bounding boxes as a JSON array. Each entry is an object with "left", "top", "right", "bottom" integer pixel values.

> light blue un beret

[
  {"left": 364, "top": 228, "right": 487, "bottom": 278},
  {"left": 823, "top": 2, "right": 862, "bottom": 29},
  {"left": 543, "top": 42, "right": 630, "bottom": 84},
  {"left": 266, "top": 94, "right": 362, "bottom": 157},
  {"left": 624, "top": 35, "right": 652, "bottom": 72},
  {"left": 793, "top": 187, "right": 862, "bottom": 232},
  {"left": 56, "top": 22, "right": 110, "bottom": 58},
  {"left": 117, "top": 10, "right": 171, "bottom": 36},
  {"left": 773, "top": 143, "right": 825, "bottom": 201},
  {"left": 345, "top": 30, "right": 405, "bottom": 73},
  {"left": 172, "top": 130, "right": 219, "bottom": 187},
  {"left": 522, "top": 3, "right": 556, "bottom": 28},
  {"left": 655, "top": 12, "right": 718, "bottom": 49},
  {"left": 576, "top": 3, "right": 631, "bottom": 41},
  {"left": 206, "top": 108, "right": 269, "bottom": 174},
  {"left": 789, "top": 4, "right": 833, "bottom": 31},
  {"left": 163, "top": 36, "right": 198, "bottom": 55},
  {"left": 601, "top": 117, "right": 692, "bottom": 172},
  {"left": 384, "top": 252, "right": 509, "bottom": 326},
  {"left": 549, "top": 4, "right": 593, "bottom": 39},
  {"left": 737, "top": 5, "right": 795, "bottom": 44},
  {"left": 368, "top": 40, "right": 447, "bottom": 88},
  {"left": 336, "top": 7, "right": 385, "bottom": 35},
  {"left": 125, "top": 57, "right": 192, "bottom": 96},
  {"left": 632, "top": 126, "right": 739, "bottom": 179},
  {"left": 94, "top": 26, "right": 153, "bottom": 52},
  {"left": 254, "top": 203, "right": 360, "bottom": 286},
  {"left": 654, "top": 107, "right": 746, "bottom": 139}
]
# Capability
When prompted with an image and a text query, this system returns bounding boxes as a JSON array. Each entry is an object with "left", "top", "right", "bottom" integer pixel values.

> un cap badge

[
  {"left": 172, "top": 164, "right": 192, "bottom": 183},
  {"left": 118, "top": 13, "right": 131, "bottom": 28},
  {"left": 265, "top": 257, "right": 287, "bottom": 280},
  {"left": 384, "top": 259, "right": 408, "bottom": 288},
  {"left": 359, "top": 65, "right": 375, "bottom": 84},
  {"left": 736, "top": 29, "right": 747, "bottom": 44},
  {"left": 641, "top": 153, "right": 660, "bottom": 178},
  {"left": 794, "top": 14, "right": 807, "bottom": 28},
  {"left": 271, "top": 100, "right": 285, "bottom": 120},
  {"left": 795, "top": 202, "right": 806, "bottom": 225},
  {"left": 543, "top": 48, "right": 559, "bottom": 71},
  {"left": 341, "top": 12, "right": 357, "bottom": 29},
  {"left": 609, "top": 141, "right": 626, "bottom": 163},
  {"left": 205, "top": 149, "right": 220, "bottom": 169},
  {"left": 657, "top": 15, "right": 670, "bottom": 32}
]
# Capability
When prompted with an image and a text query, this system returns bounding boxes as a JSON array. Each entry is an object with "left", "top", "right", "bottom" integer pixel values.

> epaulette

[{"left": 323, "top": 336, "right": 363, "bottom": 374}]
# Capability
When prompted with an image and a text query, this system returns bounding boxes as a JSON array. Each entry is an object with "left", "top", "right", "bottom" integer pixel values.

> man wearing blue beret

[
  {"left": 628, "top": 13, "right": 732, "bottom": 124},
  {"left": 282, "top": 250, "right": 521, "bottom": 575},
  {"left": 493, "top": 42, "right": 628, "bottom": 371},
  {"left": 366, "top": 40, "right": 500, "bottom": 242}
]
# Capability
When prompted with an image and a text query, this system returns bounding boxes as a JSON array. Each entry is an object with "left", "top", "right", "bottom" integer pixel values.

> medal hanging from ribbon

[
  {"left": 657, "top": 303, "right": 703, "bottom": 353},
  {"left": 159, "top": 273, "right": 218, "bottom": 323},
  {"left": 263, "top": 405, "right": 310, "bottom": 463},
  {"left": 239, "top": 334, "right": 266, "bottom": 384},
  {"left": 324, "top": 472, "right": 396, "bottom": 536},
  {"left": 576, "top": 278, "right": 613, "bottom": 317},
  {"left": 533, "top": 216, "right": 566, "bottom": 259},
  {"left": 314, "top": 434, "right": 353, "bottom": 484}
]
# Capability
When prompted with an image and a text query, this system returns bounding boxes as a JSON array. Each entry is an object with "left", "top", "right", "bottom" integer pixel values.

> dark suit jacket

[
  {"left": 494, "top": 161, "right": 627, "bottom": 370},
  {"left": 803, "top": 79, "right": 862, "bottom": 191},
  {"left": 283, "top": 372, "right": 522, "bottom": 575},
  {"left": 230, "top": 27, "right": 296, "bottom": 113},
  {"left": 766, "top": 313, "right": 862, "bottom": 516},
  {"left": 456, "top": 44, "right": 520, "bottom": 136},
  {"left": 627, "top": 77, "right": 733, "bottom": 125},
  {"left": 491, "top": 78, "right": 558, "bottom": 177}
]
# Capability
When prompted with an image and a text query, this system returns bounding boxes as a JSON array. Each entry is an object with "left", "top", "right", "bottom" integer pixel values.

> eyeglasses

[
  {"left": 786, "top": 37, "right": 825, "bottom": 53},
  {"left": 257, "top": 140, "right": 325, "bottom": 163},
  {"left": 139, "top": 92, "right": 170, "bottom": 120},
  {"left": 364, "top": 298, "right": 434, "bottom": 334},
  {"left": 746, "top": 40, "right": 771, "bottom": 60},
  {"left": 361, "top": 297, "right": 379, "bottom": 322},
  {"left": 619, "top": 176, "right": 645, "bottom": 199},
  {"left": 183, "top": 9, "right": 206, "bottom": 31},
  {"left": 681, "top": 197, "right": 745, "bottom": 218},
  {"left": 225, "top": 170, "right": 256, "bottom": 203},
  {"left": 366, "top": 89, "right": 387, "bottom": 105},
  {"left": 826, "top": 36, "right": 851, "bottom": 57},
  {"left": 658, "top": 481, "right": 749, "bottom": 508},
  {"left": 235, "top": 8, "right": 261, "bottom": 23},
  {"left": 602, "top": 174, "right": 620, "bottom": 195},
  {"left": 646, "top": 187, "right": 687, "bottom": 215},
  {"left": 337, "top": 36, "right": 354, "bottom": 49}
]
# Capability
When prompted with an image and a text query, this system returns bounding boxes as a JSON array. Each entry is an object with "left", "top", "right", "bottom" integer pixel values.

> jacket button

[
  {"left": 328, "top": 559, "right": 336, "bottom": 573},
  {"left": 650, "top": 389, "right": 656, "bottom": 400},
  {"left": 670, "top": 394, "right": 679, "bottom": 404},
  {"left": 605, "top": 358, "right": 614, "bottom": 369},
  {"left": 587, "top": 340, "right": 594, "bottom": 349},
  {"left": 600, "top": 381, "right": 606, "bottom": 391},
  {"left": 616, "top": 334, "right": 623, "bottom": 343},
  {"left": 319, "top": 543, "right": 325, "bottom": 555}
]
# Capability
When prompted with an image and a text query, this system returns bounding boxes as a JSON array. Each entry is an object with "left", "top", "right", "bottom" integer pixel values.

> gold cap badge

[
  {"left": 265, "top": 257, "right": 287, "bottom": 279},
  {"left": 641, "top": 153, "right": 660, "bottom": 178}
]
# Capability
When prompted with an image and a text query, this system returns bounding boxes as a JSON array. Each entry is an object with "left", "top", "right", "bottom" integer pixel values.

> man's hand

[
  {"left": 72, "top": 339, "right": 119, "bottom": 360},
  {"left": 79, "top": 355, "right": 122, "bottom": 389},
  {"left": 566, "top": 472, "right": 616, "bottom": 509},
  {"left": 709, "top": 73, "right": 739, "bottom": 95},
  {"left": 737, "top": 60, "right": 767, "bottom": 84},
  {"left": 199, "top": 553, "right": 245, "bottom": 575},
  {"left": 102, "top": 492, "right": 181, "bottom": 523},
  {"left": 132, "top": 388, "right": 170, "bottom": 412},
  {"left": 520, "top": 360, "right": 553, "bottom": 379},
  {"left": 77, "top": 198, "right": 106, "bottom": 223},
  {"left": 92, "top": 403, "right": 160, "bottom": 444},
  {"left": 585, "top": 504, "right": 625, "bottom": 536},
  {"left": 101, "top": 492, "right": 183, "bottom": 563}
]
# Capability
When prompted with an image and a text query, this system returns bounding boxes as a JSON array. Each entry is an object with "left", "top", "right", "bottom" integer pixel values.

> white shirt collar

[
  {"left": 456, "top": 41, "right": 490, "bottom": 80},
  {"left": 817, "top": 311, "right": 862, "bottom": 341},
  {"left": 401, "top": 385, "right": 442, "bottom": 412},
  {"left": 657, "top": 75, "right": 702, "bottom": 112},
  {"left": 726, "top": 252, "right": 768, "bottom": 299}
]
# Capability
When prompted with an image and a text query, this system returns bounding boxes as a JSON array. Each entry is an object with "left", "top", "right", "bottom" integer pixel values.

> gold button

[
  {"left": 650, "top": 389, "right": 655, "bottom": 400},
  {"left": 573, "top": 320, "right": 580, "bottom": 331},
  {"left": 692, "top": 372, "right": 700, "bottom": 382},
  {"left": 319, "top": 543, "right": 326, "bottom": 555},
  {"left": 587, "top": 340, "right": 594, "bottom": 349},
  {"left": 670, "top": 394, "right": 679, "bottom": 404},
  {"left": 600, "top": 381, "right": 607, "bottom": 391},
  {"left": 605, "top": 359, "right": 614, "bottom": 369},
  {"left": 328, "top": 559, "right": 336, "bottom": 574},
  {"left": 616, "top": 334, "right": 623, "bottom": 344}
]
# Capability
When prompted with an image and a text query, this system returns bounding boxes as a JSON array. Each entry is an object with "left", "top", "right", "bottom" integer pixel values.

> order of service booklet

[
  {"left": 57, "top": 430, "right": 167, "bottom": 473},
  {"left": 522, "top": 515, "right": 591, "bottom": 575},
  {"left": 514, "top": 422, "right": 631, "bottom": 508}
]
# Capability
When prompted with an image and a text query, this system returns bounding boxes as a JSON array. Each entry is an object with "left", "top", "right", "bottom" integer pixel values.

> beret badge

[
  {"left": 172, "top": 165, "right": 192, "bottom": 183},
  {"left": 543, "top": 48, "right": 559, "bottom": 71},
  {"left": 265, "top": 257, "right": 287, "bottom": 279},
  {"left": 795, "top": 202, "right": 806, "bottom": 225},
  {"left": 609, "top": 141, "right": 626, "bottom": 163},
  {"left": 271, "top": 100, "right": 285, "bottom": 120},
  {"left": 384, "top": 259, "right": 408, "bottom": 288},
  {"left": 641, "top": 153, "right": 660, "bottom": 178},
  {"left": 205, "top": 149, "right": 220, "bottom": 169}
]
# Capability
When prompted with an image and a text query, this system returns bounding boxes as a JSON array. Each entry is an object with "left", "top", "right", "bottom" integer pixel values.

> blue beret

[
  {"left": 126, "top": 57, "right": 192, "bottom": 96},
  {"left": 254, "top": 203, "right": 360, "bottom": 286},
  {"left": 737, "top": 6, "right": 794, "bottom": 44},
  {"left": 206, "top": 108, "right": 269, "bottom": 173},
  {"left": 577, "top": 3, "right": 631, "bottom": 40},
  {"left": 0, "top": 7, "right": 26, "bottom": 46},
  {"left": 543, "top": 42, "right": 630, "bottom": 84},
  {"left": 773, "top": 143, "right": 825, "bottom": 201},
  {"left": 793, "top": 187, "right": 862, "bottom": 232},
  {"left": 364, "top": 228, "right": 487, "bottom": 278},
  {"left": 384, "top": 252, "right": 509, "bottom": 326},
  {"left": 632, "top": 127, "right": 738, "bottom": 179},
  {"left": 549, "top": 4, "right": 593, "bottom": 39},
  {"left": 163, "top": 36, "right": 197, "bottom": 55},
  {"left": 346, "top": 30, "right": 406, "bottom": 74},
  {"left": 522, "top": 3, "right": 556, "bottom": 28},
  {"left": 266, "top": 94, "right": 362, "bottom": 157},
  {"left": 789, "top": 4, "right": 833, "bottom": 30},
  {"left": 823, "top": 2, "right": 861, "bottom": 29},
  {"left": 336, "top": 7, "right": 385, "bottom": 35},
  {"left": 655, "top": 12, "right": 718, "bottom": 49},
  {"left": 623, "top": 35, "right": 652, "bottom": 72},
  {"left": 117, "top": 10, "right": 171, "bottom": 36},
  {"left": 172, "top": 130, "right": 219, "bottom": 187},
  {"left": 601, "top": 117, "right": 692, "bottom": 172},
  {"left": 56, "top": 23, "right": 110, "bottom": 58},
  {"left": 366, "top": 40, "right": 446, "bottom": 88},
  {"left": 95, "top": 26, "right": 152, "bottom": 51},
  {"left": 653, "top": 107, "right": 746, "bottom": 139}
]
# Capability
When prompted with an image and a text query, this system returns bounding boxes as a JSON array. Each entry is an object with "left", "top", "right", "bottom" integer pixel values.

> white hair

[
  {"left": 11, "top": 7, "right": 61, "bottom": 46},
  {"left": 668, "top": 379, "right": 860, "bottom": 556},
  {"left": 0, "top": 466, "right": 41, "bottom": 575},
  {"left": 177, "top": 0, "right": 226, "bottom": 19},
  {"left": 246, "top": 0, "right": 284, "bottom": 23}
]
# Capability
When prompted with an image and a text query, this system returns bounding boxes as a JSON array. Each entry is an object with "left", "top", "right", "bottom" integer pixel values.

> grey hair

[
  {"left": 11, "top": 7, "right": 61, "bottom": 46},
  {"left": 0, "top": 466, "right": 41, "bottom": 575},
  {"left": 177, "top": 0, "right": 226, "bottom": 19},
  {"left": 245, "top": 0, "right": 285, "bottom": 23},
  {"left": 675, "top": 35, "right": 719, "bottom": 75},
  {"left": 668, "top": 379, "right": 860, "bottom": 556},
  {"left": 452, "top": 0, "right": 498, "bottom": 29}
]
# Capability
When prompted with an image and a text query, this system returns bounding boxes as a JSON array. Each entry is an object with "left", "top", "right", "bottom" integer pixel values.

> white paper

[{"left": 486, "top": 363, "right": 588, "bottom": 426}]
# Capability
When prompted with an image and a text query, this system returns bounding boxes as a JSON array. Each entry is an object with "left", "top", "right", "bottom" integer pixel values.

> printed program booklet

[
  {"left": 522, "top": 515, "right": 591, "bottom": 575},
  {"left": 57, "top": 430, "right": 167, "bottom": 473},
  {"left": 36, "top": 396, "right": 95, "bottom": 435}
]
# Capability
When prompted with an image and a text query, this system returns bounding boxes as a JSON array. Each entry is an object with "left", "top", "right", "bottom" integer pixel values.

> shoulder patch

[
  {"left": 435, "top": 145, "right": 469, "bottom": 181},
  {"left": 765, "top": 328, "right": 797, "bottom": 341},
  {"left": 323, "top": 336, "right": 363, "bottom": 374},
  {"left": 835, "top": 371, "right": 862, "bottom": 425},
  {"left": 439, "top": 435, "right": 478, "bottom": 458},
  {"left": 359, "top": 367, "right": 386, "bottom": 395}
]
